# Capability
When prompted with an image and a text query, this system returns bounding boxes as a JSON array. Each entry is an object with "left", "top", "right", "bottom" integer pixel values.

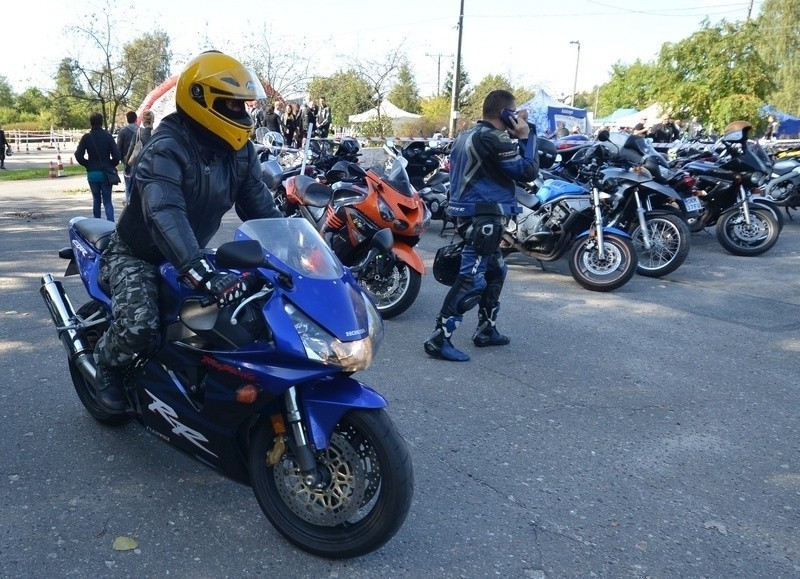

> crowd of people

[{"left": 246, "top": 96, "right": 331, "bottom": 149}]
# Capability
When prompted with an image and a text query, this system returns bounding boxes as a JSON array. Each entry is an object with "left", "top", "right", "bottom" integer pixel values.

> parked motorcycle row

[{"left": 38, "top": 121, "right": 797, "bottom": 559}]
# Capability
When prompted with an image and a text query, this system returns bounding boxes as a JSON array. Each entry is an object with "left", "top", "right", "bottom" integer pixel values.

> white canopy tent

[
  {"left": 348, "top": 99, "right": 422, "bottom": 123},
  {"left": 613, "top": 103, "right": 664, "bottom": 129}
]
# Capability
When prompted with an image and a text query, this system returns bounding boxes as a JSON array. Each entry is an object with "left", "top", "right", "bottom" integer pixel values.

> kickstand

[
  {"left": 786, "top": 207, "right": 794, "bottom": 221},
  {"left": 535, "top": 259, "right": 548, "bottom": 271}
]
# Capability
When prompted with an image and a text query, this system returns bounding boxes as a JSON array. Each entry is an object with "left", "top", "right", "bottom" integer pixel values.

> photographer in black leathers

[
  {"left": 92, "top": 51, "right": 282, "bottom": 414},
  {"left": 423, "top": 90, "right": 539, "bottom": 362}
]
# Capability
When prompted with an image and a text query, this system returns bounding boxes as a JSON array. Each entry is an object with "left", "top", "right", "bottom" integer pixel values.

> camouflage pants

[{"left": 94, "top": 232, "right": 160, "bottom": 367}]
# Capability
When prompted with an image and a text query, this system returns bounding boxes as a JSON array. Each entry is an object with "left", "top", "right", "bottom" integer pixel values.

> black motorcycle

[
  {"left": 681, "top": 122, "right": 782, "bottom": 256},
  {"left": 383, "top": 139, "right": 451, "bottom": 223}
]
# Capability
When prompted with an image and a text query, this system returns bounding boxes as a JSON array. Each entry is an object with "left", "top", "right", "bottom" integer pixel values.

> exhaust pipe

[{"left": 40, "top": 274, "right": 97, "bottom": 385}]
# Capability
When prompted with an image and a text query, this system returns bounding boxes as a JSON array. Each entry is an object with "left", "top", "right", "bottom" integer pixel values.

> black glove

[{"left": 181, "top": 257, "right": 248, "bottom": 307}]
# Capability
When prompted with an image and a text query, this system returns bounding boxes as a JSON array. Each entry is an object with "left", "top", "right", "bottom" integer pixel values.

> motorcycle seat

[
  {"left": 74, "top": 217, "right": 116, "bottom": 252},
  {"left": 294, "top": 175, "right": 333, "bottom": 207}
]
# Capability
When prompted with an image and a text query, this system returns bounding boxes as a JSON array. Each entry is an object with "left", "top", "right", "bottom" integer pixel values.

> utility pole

[
  {"left": 426, "top": 52, "right": 454, "bottom": 96},
  {"left": 449, "top": 0, "right": 465, "bottom": 137},
  {"left": 746, "top": 0, "right": 754, "bottom": 20},
  {"left": 569, "top": 40, "right": 581, "bottom": 107}
]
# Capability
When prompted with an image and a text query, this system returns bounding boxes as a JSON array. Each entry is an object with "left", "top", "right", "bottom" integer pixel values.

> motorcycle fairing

[
  {"left": 300, "top": 378, "right": 387, "bottom": 449},
  {"left": 391, "top": 242, "right": 425, "bottom": 274}
]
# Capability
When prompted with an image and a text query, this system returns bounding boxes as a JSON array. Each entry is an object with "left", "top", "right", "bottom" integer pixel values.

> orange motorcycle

[{"left": 275, "top": 156, "right": 430, "bottom": 319}]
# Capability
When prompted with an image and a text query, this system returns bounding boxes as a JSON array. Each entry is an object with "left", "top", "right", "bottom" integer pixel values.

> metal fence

[{"left": 6, "top": 129, "right": 84, "bottom": 153}]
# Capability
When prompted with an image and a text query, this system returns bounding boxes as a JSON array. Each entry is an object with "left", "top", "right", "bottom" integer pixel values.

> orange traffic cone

[
  {"left": 49, "top": 161, "right": 56, "bottom": 179},
  {"left": 57, "top": 155, "right": 65, "bottom": 177}
]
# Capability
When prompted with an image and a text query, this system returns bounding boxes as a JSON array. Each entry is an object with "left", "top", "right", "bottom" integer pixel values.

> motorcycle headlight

[
  {"left": 377, "top": 195, "right": 395, "bottom": 222},
  {"left": 285, "top": 300, "right": 382, "bottom": 372},
  {"left": 750, "top": 171, "right": 767, "bottom": 186},
  {"left": 414, "top": 205, "right": 432, "bottom": 234}
]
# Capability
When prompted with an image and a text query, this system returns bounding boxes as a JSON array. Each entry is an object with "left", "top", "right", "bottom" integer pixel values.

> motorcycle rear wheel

[
  {"left": 630, "top": 214, "right": 691, "bottom": 277},
  {"left": 357, "top": 258, "right": 422, "bottom": 319},
  {"left": 68, "top": 301, "right": 132, "bottom": 427},
  {"left": 568, "top": 233, "right": 638, "bottom": 292},
  {"left": 249, "top": 408, "right": 413, "bottom": 559},
  {"left": 716, "top": 207, "right": 780, "bottom": 256}
]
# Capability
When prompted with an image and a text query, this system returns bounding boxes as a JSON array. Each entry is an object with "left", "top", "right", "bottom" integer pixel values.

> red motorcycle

[{"left": 273, "top": 156, "right": 430, "bottom": 319}]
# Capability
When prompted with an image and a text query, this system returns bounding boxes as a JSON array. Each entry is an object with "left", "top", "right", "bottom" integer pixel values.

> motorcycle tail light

[{"left": 682, "top": 175, "right": 697, "bottom": 189}]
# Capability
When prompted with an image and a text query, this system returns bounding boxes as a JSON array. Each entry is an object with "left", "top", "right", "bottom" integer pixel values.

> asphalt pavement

[{"left": 1, "top": 173, "right": 799, "bottom": 578}]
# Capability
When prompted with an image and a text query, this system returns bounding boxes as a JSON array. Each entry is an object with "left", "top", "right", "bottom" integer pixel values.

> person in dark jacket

[
  {"left": 263, "top": 104, "right": 281, "bottom": 133},
  {"left": 424, "top": 89, "right": 539, "bottom": 362},
  {"left": 0, "top": 124, "right": 10, "bottom": 169},
  {"left": 117, "top": 110, "right": 138, "bottom": 204},
  {"left": 124, "top": 108, "right": 155, "bottom": 168},
  {"left": 92, "top": 50, "right": 283, "bottom": 414},
  {"left": 75, "top": 112, "right": 122, "bottom": 221},
  {"left": 648, "top": 114, "right": 680, "bottom": 143}
]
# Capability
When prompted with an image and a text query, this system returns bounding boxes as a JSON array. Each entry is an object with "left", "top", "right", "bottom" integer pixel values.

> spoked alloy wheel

[
  {"left": 630, "top": 214, "right": 691, "bottom": 277},
  {"left": 357, "top": 256, "right": 422, "bottom": 319},
  {"left": 568, "top": 233, "right": 638, "bottom": 292},
  {"left": 249, "top": 409, "right": 413, "bottom": 559},
  {"left": 716, "top": 207, "right": 780, "bottom": 256}
]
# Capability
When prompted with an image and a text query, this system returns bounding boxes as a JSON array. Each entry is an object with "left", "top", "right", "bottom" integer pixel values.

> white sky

[{"left": 4, "top": 0, "right": 763, "bottom": 100}]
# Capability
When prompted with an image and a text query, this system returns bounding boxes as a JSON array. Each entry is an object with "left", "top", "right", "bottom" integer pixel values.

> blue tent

[
  {"left": 760, "top": 105, "right": 800, "bottom": 138},
  {"left": 518, "top": 91, "right": 588, "bottom": 136}
]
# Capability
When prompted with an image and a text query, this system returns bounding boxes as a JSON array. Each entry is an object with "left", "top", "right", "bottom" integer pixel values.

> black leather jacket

[{"left": 117, "top": 112, "right": 282, "bottom": 270}]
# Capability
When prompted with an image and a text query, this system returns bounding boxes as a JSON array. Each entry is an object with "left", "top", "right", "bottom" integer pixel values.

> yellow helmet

[{"left": 175, "top": 51, "right": 265, "bottom": 150}]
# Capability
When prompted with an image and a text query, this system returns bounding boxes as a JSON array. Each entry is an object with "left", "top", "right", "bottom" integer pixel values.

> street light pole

[{"left": 569, "top": 40, "right": 581, "bottom": 107}]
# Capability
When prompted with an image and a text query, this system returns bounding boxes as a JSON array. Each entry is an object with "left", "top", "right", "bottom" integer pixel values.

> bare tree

[
  {"left": 241, "top": 26, "right": 315, "bottom": 102},
  {"left": 347, "top": 47, "right": 406, "bottom": 134},
  {"left": 67, "top": 0, "right": 171, "bottom": 130}
]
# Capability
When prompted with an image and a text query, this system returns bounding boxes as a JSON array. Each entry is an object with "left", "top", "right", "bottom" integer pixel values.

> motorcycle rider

[
  {"left": 423, "top": 90, "right": 539, "bottom": 361},
  {"left": 93, "top": 50, "right": 283, "bottom": 414}
]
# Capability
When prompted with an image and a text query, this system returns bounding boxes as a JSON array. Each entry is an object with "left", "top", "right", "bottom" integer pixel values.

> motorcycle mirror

[
  {"left": 215, "top": 240, "right": 265, "bottom": 269},
  {"left": 371, "top": 228, "right": 394, "bottom": 253},
  {"left": 597, "top": 129, "right": 610, "bottom": 142},
  {"left": 385, "top": 138, "right": 395, "bottom": 149}
]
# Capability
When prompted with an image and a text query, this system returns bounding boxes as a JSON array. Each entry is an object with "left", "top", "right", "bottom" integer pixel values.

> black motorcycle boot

[
  {"left": 95, "top": 362, "right": 127, "bottom": 414},
  {"left": 424, "top": 316, "right": 470, "bottom": 362},
  {"left": 472, "top": 307, "right": 510, "bottom": 347}
]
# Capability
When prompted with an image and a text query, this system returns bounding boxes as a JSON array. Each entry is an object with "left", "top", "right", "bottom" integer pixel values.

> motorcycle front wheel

[
  {"left": 630, "top": 214, "right": 691, "bottom": 277},
  {"left": 716, "top": 207, "right": 780, "bottom": 256},
  {"left": 568, "top": 233, "right": 638, "bottom": 292},
  {"left": 249, "top": 409, "right": 413, "bottom": 559},
  {"left": 357, "top": 256, "right": 422, "bottom": 319},
  {"left": 68, "top": 301, "right": 132, "bottom": 427}
]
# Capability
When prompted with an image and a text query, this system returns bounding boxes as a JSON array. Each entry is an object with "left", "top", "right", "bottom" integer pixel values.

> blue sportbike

[{"left": 40, "top": 217, "right": 413, "bottom": 558}]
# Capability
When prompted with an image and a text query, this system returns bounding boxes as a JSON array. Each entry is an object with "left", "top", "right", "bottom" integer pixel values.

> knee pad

[{"left": 443, "top": 274, "right": 486, "bottom": 316}]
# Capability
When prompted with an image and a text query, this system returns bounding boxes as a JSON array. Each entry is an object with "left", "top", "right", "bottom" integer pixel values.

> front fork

[
  {"left": 634, "top": 190, "right": 652, "bottom": 249},
  {"left": 280, "top": 386, "right": 324, "bottom": 488},
  {"left": 592, "top": 187, "right": 606, "bottom": 256},
  {"left": 739, "top": 185, "right": 752, "bottom": 226}
]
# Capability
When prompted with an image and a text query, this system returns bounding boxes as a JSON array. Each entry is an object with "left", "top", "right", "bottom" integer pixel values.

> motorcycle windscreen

[{"left": 234, "top": 219, "right": 370, "bottom": 339}]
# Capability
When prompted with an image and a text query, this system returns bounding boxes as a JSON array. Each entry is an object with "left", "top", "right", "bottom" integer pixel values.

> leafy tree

[
  {"left": 656, "top": 19, "right": 775, "bottom": 132},
  {"left": 595, "top": 60, "right": 661, "bottom": 117},
  {"left": 461, "top": 74, "right": 513, "bottom": 123},
  {"left": 307, "top": 70, "right": 373, "bottom": 128},
  {"left": 388, "top": 61, "right": 420, "bottom": 114},
  {"left": 442, "top": 58, "right": 471, "bottom": 107},
  {"left": 124, "top": 31, "right": 172, "bottom": 110},
  {"left": 416, "top": 95, "right": 451, "bottom": 137},
  {"left": 51, "top": 58, "right": 91, "bottom": 128},
  {"left": 16, "top": 88, "right": 49, "bottom": 116},
  {"left": 0, "top": 76, "right": 14, "bottom": 108},
  {"left": 755, "top": 0, "right": 800, "bottom": 115}
]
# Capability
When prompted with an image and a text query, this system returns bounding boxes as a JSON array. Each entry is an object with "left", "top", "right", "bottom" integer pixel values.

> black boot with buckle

[
  {"left": 472, "top": 306, "right": 510, "bottom": 347},
  {"left": 95, "top": 362, "right": 127, "bottom": 414}
]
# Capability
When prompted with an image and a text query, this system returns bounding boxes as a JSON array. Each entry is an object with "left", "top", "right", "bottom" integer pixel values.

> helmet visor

[{"left": 197, "top": 66, "right": 266, "bottom": 101}]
